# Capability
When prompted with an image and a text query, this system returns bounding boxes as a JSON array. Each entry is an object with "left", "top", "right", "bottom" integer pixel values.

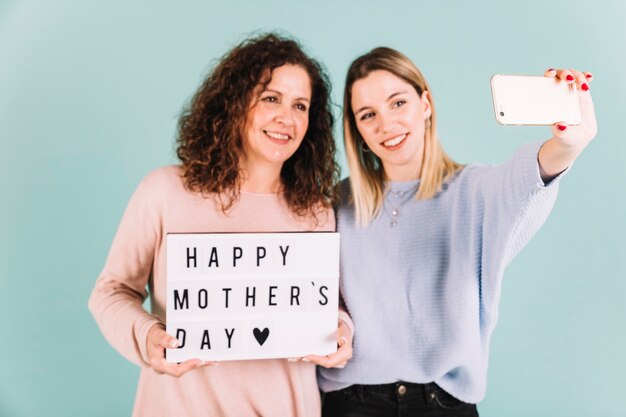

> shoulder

[
  {"left": 139, "top": 165, "right": 185, "bottom": 193},
  {"left": 453, "top": 163, "right": 487, "bottom": 183},
  {"left": 129, "top": 166, "right": 188, "bottom": 206},
  {"left": 141, "top": 165, "right": 183, "bottom": 185}
]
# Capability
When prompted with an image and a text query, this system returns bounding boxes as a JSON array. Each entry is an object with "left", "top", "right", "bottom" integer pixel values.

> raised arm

[{"left": 538, "top": 68, "right": 597, "bottom": 182}]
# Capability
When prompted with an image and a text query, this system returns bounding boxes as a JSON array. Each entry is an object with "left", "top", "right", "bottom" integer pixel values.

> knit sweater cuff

[{"left": 529, "top": 141, "right": 570, "bottom": 189}]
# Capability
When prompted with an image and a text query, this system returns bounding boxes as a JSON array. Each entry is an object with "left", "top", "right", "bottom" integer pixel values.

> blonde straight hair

[{"left": 343, "top": 47, "right": 463, "bottom": 226}]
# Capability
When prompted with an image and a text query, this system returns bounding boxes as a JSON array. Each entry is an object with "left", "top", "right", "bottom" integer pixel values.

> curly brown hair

[{"left": 176, "top": 33, "right": 339, "bottom": 218}]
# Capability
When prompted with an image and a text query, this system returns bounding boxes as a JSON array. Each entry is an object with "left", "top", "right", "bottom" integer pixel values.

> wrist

[{"left": 547, "top": 136, "right": 587, "bottom": 156}]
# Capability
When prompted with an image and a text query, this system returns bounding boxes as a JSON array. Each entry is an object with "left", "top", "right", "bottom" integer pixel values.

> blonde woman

[{"left": 318, "top": 47, "right": 596, "bottom": 416}]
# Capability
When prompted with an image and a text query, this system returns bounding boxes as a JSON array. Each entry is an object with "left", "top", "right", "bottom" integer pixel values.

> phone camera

[{"left": 499, "top": 111, "right": 505, "bottom": 117}]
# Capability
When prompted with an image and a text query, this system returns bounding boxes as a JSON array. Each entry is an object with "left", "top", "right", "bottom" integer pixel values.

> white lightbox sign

[{"left": 166, "top": 232, "right": 339, "bottom": 362}]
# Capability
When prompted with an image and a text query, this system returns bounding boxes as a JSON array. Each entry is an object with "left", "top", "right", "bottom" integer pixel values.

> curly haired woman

[{"left": 89, "top": 33, "right": 353, "bottom": 417}]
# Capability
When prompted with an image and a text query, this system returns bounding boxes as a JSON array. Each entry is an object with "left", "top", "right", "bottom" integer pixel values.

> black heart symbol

[{"left": 253, "top": 328, "right": 270, "bottom": 346}]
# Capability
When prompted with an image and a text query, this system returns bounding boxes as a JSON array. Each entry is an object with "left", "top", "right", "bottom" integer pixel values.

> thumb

[{"left": 552, "top": 121, "right": 568, "bottom": 139}]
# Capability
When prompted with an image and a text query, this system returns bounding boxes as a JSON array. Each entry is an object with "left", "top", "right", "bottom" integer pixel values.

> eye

[
  {"left": 393, "top": 100, "right": 406, "bottom": 108},
  {"left": 262, "top": 95, "right": 279, "bottom": 103},
  {"left": 360, "top": 111, "right": 375, "bottom": 121},
  {"left": 295, "top": 103, "right": 308, "bottom": 112},
  {"left": 362, "top": 112, "right": 374, "bottom": 120}
]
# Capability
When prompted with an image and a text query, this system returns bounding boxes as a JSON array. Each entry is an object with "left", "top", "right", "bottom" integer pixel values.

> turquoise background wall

[{"left": 1, "top": 0, "right": 624, "bottom": 416}]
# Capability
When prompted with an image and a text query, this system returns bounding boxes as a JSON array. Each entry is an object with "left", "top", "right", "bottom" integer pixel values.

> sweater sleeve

[
  {"left": 456, "top": 141, "right": 567, "bottom": 328},
  {"left": 88, "top": 172, "right": 164, "bottom": 367},
  {"left": 467, "top": 141, "right": 567, "bottom": 283}
]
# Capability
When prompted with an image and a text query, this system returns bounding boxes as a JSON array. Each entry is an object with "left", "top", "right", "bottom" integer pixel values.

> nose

[
  {"left": 376, "top": 110, "right": 394, "bottom": 134},
  {"left": 274, "top": 104, "right": 295, "bottom": 126}
]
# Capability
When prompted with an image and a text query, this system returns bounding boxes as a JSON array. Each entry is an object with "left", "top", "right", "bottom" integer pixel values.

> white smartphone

[{"left": 490, "top": 74, "right": 581, "bottom": 126}]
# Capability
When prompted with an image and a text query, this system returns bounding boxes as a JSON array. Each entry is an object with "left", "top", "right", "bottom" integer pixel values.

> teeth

[
  {"left": 265, "top": 131, "right": 290, "bottom": 140},
  {"left": 383, "top": 134, "right": 407, "bottom": 147}
]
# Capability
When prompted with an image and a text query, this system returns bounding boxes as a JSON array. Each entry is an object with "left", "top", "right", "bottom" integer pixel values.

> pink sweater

[{"left": 89, "top": 166, "right": 340, "bottom": 417}]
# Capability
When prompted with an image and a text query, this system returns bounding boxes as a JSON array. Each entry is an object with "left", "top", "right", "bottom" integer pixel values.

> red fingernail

[
  {"left": 585, "top": 73, "right": 593, "bottom": 79},
  {"left": 566, "top": 75, "right": 575, "bottom": 81},
  {"left": 581, "top": 83, "right": 589, "bottom": 91},
  {"left": 557, "top": 125, "right": 567, "bottom": 131}
]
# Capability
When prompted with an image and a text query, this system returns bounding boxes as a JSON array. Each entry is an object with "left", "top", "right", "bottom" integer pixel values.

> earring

[{"left": 360, "top": 140, "right": 371, "bottom": 153}]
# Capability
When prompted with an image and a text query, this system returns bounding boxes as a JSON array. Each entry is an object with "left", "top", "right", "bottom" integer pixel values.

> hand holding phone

[
  {"left": 491, "top": 68, "right": 596, "bottom": 182},
  {"left": 490, "top": 74, "right": 581, "bottom": 126}
]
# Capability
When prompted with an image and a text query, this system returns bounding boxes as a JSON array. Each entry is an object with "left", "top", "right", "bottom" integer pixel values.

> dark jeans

[{"left": 322, "top": 382, "right": 479, "bottom": 417}]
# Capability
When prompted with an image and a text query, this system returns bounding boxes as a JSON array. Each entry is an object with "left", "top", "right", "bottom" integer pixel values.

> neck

[
  {"left": 382, "top": 146, "right": 424, "bottom": 181},
  {"left": 239, "top": 158, "right": 283, "bottom": 194},
  {"left": 383, "top": 161, "right": 423, "bottom": 182}
]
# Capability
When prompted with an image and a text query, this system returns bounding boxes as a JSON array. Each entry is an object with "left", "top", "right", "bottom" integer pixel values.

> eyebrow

[
  {"left": 262, "top": 88, "right": 311, "bottom": 103},
  {"left": 354, "top": 90, "right": 409, "bottom": 115}
]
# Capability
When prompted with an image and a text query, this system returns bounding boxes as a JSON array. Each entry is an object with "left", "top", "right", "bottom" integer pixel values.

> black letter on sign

[
  {"left": 186, "top": 247, "right": 197, "bottom": 268},
  {"left": 198, "top": 289, "right": 208, "bottom": 309},
  {"left": 279, "top": 245, "right": 290, "bottom": 266},
  {"left": 268, "top": 286, "right": 278, "bottom": 306},
  {"left": 225, "top": 328, "right": 235, "bottom": 349},
  {"left": 318, "top": 286, "right": 329, "bottom": 305},
  {"left": 208, "top": 247, "right": 219, "bottom": 267},
  {"left": 290, "top": 286, "right": 300, "bottom": 306},
  {"left": 222, "top": 288, "right": 232, "bottom": 308},
  {"left": 246, "top": 287, "right": 256, "bottom": 307},
  {"left": 256, "top": 246, "right": 266, "bottom": 266},
  {"left": 176, "top": 329, "right": 186, "bottom": 349},
  {"left": 201, "top": 330, "right": 211, "bottom": 350},
  {"left": 174, "top": 289, "right": 189, "bottom": 310},
  {"left": 233, "top": 247, "right": 243, "bottom": 267}
]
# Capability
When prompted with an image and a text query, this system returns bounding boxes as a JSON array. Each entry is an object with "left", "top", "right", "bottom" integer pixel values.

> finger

[
  {"left": 552, "top": 121, "right": 569, "bottom": 138},
  {"left": 337, "top": 321, "right": 352, "bottom": 346},
  {"left": 332, "top": 342, "right": 353, "bottom": 365},
  {"left": 197, "top": 360, "right": 220, "bottom": 368},
  {"left": 307, "top": 352, "right": 348, "bottom": 368},
  {"left": 583, "top": 71, "right": 593, "bottom": 82},
  {"left": 570, "top": 69, "right": 589, "bottom": 92},
  {"left": 157, "top": 330, "right": 181, "bottom": 349},
  {"left": 304, "top": 355, "right": 347, "bottom": 369},
  {"left": 544, "top": 68, "right": 557, "bottom": 78},
  {"left": 557, "top": 69, "right": 575, "bottom": 84},
  {"left": 151, "top": 357, "right": 202, "bottom": 377},
  {"left": 577, "top": 89, "right": 596, "bottom": 122},
  {"left": 308, "top": 342, "right": 353, "bottom": 369},
  {"left": 166, "top": 359, "right": 203, "bottom": 377},
  {"left": 302, "top": 354, "right": 331, "bottom": 368}
]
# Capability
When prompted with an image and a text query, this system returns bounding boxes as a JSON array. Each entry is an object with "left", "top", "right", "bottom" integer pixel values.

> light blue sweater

[{"left": 318, "top": 142, "right": 563, "bottom": 403}]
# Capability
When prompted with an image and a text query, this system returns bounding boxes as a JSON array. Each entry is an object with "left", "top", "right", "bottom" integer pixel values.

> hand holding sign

[
  {"left": 146, "top": 324, "right": 217, "bottom": 377},
  {"left": 303, "top": 319, "right": 353, "bottom": 368}
]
